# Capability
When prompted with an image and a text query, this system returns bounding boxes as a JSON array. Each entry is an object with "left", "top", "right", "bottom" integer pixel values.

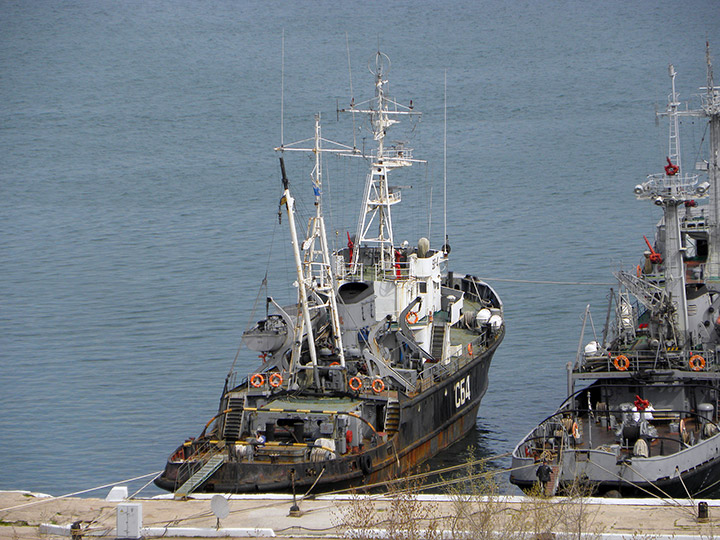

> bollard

[{"left": 698, "top": 501, "right": 709, "bottom": 522}]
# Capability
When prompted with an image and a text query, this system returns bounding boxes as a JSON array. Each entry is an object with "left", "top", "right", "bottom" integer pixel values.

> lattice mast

[
  {"left": 346, "top": 52, "right": 421, "bottom": 273},
  {"left": 276, "top": 115, "right": 356, "bottom": 381},
  {"left": 301, "top": 116, "right": 346, "bottom": 367}
]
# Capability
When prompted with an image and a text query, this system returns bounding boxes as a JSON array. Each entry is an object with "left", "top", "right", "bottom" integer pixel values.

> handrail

[
  {"left": 580, "top": 348, "right": 717, "bottom": 373},
  {"left": 174, "top": 439, "right": 223, "bottom": 492}
]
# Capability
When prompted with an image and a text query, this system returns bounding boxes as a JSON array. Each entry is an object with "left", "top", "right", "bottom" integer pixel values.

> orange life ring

[
  {"left": 613, "top": 355, "right": 630, "bottom": 371},
  {"left": 268, "top": 372, "right": 283, "bottom": 388},
  {"left": 349, "top": 377, "right": 362, "bottom": 391},
  {"left": 572, "top": 421, "right": 580, "bottom": 439},
  {"left": 250, "top": 374, "right": 265, "bottom": 388},
  {"left": 680, "top": 418, "right": 689, "bottom": 444},
  {"left": 406, "top": 311, "right": 419, "bottom": 324},
  {"left": 467, "top": 343, "right": 474, "bottom": 357},
  {"left": 371, "top": 378, "right": 385, "bottom": 393},
  {"left": 689, "top": 354, "right": 706, "bottom": 371}
]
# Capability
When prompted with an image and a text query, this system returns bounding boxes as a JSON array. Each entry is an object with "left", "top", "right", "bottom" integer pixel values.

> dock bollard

[
  {"left": 698, "top": 501, "right": 709, "bottom": 522},
  {"left": 289, "top": 468, "right": 302, "bottom": 517}
]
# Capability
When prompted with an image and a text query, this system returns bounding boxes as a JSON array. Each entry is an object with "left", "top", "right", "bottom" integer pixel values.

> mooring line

[
  {"left": 478, "top": 277, "right": 614, "bottom": 286},
  {"left": 0, "top": 470, "right": 164, "bottom": 513}
]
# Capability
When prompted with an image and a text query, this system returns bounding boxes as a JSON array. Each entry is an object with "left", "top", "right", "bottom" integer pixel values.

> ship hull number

[{"left": 454, "top": 375, "right": 471, "bottom": 408}]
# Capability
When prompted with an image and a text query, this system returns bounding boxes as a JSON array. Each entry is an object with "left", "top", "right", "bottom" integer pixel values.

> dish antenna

[{"left": 210, "top": 494, "right": 230, "bottom": 529}]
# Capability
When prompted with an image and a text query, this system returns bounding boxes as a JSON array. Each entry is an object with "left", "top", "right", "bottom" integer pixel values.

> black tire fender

[{"left": 359, "top": 454, "right": 372, "bottom": 475}]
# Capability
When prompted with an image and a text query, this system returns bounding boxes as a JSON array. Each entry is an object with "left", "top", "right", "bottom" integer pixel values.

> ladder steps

[
  {"left": 431, "top": 324, "right": 445, "bottom": 360},
  {"left": 385, "top": 401, "right": 400, "bottom": 434},
  {"left": 223, "top": 398, "right": 245, "bottom": 441},
  {"left": 174, "top": 454, "right": 224, "bottom": 499}
]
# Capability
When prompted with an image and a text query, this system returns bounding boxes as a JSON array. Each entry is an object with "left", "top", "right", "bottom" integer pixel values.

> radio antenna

[
  {"left": 345, "top": 33, "right": 357, "bottom": 149},
  {"left": 280, "top": 30, "right": 285, "bottom": 148},
  {"left": 443, "top": 70, "right": 448, "bottom": 253}
]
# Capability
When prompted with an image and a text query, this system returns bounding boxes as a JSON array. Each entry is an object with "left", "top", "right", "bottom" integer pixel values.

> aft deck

[{"left": 523, "top": 410, "right": 702, "bottom": 464}]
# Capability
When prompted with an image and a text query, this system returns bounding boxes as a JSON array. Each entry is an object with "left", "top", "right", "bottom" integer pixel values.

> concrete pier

[{"left": 1, "top": 490, "right": 719, "bottom": 539}]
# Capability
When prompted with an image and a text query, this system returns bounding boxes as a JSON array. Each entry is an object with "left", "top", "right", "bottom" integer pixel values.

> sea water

[{"left": 1, "top": 0, "right": 719, "bottom": 497}]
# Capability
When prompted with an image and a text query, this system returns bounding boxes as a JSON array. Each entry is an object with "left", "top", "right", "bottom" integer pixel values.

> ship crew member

[{"left": 536, "top": 460, "right": 552, "bottom": 494}]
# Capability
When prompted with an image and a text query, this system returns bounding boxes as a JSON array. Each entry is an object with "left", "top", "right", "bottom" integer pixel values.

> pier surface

[{"left": 1, "top": 490, "right": 719, "bottom": 539}]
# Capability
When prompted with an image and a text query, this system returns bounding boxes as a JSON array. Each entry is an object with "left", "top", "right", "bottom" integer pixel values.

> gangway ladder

[
  {"left": 547, "top": 462, "right": 561, "bottom": 497},
  {"left": 174, "top": 452, "right": 225, "bottom": 500},
  {"left": 546, "top": 431, "right": 568, "bottom": 496}
]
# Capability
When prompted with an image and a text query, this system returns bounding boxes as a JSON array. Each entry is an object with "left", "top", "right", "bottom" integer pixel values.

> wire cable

[
  {"left": 0, "top": 470, "right": 164, "bottom": 513},
  {"left": 477, "top": 277, "right": 614, "bottom": 286}
]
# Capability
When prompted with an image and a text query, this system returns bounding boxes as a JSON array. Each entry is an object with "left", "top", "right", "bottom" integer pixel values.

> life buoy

[
  {"left": 349, "top": 376, "right": 362, "bottom": 391},
  {"left": 406, "top": 311, "right": 419, "bottom": 324},
  {"left": 613, "top": 355, "right": 630, "bottom": 371},
  {"left": 371, "top": 378, "right": 385, "bottom": 393},
  {"left": 572, "top": 421, "right": 580, "bottom": 439},
  {"left": 680, "top": 418, "right": 690, "bottom": 445},
  {"left": 467, "top": 343, "right": 474, "bottom": 357},
  {"left": 268, "top": 372, "right": 283, "bottom": 388},
  {"left": 689, "top": 354, "right": 706, "bottom": 371},
  {"left": 664, "top": 157, "right": 680, "bottom": 176},
  {"left": 250, "top": 374, "right": 265, "bottom": 388}
]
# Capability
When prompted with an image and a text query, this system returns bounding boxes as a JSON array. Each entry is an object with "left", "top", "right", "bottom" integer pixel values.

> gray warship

[
  {"left": 155, "top": 53, "right": 504, "bottom": 496},
  {"left": 510, "top": 47, "right": 720, "bottom": 498}
]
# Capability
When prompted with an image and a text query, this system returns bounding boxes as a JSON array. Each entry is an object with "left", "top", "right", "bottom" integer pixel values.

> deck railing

[{"left": 579, "top": 348, "right": 717, "bottom": 373}]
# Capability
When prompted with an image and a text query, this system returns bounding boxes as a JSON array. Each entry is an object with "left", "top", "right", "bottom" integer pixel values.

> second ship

[{"left": 510, "top": 48, "right": 720, "bottom": 498}]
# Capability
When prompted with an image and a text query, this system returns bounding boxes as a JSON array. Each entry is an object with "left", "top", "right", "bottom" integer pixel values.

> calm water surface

[{"left": 1, "top": 0, "right": 719, "bottom": 497}]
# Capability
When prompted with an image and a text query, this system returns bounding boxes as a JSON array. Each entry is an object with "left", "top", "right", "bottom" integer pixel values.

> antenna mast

[
  {"left": 346, "top": 52, "right": 422, "bottom": 273},
  {"left": 443, "top": 70, "right": 448, "bottom": 253},
  {"left": 677, "top": 44, "right": 720, "bottom": 279},
  {"left": 280, "top": 31, "right": 285, "bottom": 148}
]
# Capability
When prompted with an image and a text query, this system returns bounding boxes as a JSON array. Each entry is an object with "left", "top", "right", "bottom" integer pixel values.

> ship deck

[{"left": 526, "top": 411, "right": 697, "bottom": 460}]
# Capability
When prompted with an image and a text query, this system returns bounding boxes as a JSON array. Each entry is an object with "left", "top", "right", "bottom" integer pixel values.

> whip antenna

[
  {"left": 280, "top": 30, "right": 285, "bottom": 148},
  {"left": 443, "top": 70, "right": 448, "bottom": 253}
]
